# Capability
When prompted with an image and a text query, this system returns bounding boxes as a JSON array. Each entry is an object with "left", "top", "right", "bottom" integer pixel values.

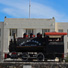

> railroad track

[{"left": 0, "top": 61, "right": 68, "bottom": 68}]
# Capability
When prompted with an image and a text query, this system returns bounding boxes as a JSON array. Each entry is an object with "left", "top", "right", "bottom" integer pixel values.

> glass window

[
  {"left": 58, "top": 29, "right": 63, "bottom": 32},
  {"left": 10, "top": 29, "right": 17, "bottom": 36},
  {"left": 42, "top": 29, "right": 50, "bottom": 36},
  {"left": 26, "top": 29, "right": 34, "bottom": 35}
]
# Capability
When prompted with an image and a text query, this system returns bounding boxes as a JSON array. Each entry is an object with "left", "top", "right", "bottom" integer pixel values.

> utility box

[{"left": 23, "top": 65, "right": 32, "bottom": 68}]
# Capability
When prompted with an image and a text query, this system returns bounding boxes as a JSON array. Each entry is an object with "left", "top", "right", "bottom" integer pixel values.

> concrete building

[{"left": 0, "top": 17, "right": 68, "bottom": 62}]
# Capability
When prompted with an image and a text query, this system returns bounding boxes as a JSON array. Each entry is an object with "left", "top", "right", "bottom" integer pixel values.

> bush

[{"left": 65, "top": 56, "right": 68, "bottom": 62}]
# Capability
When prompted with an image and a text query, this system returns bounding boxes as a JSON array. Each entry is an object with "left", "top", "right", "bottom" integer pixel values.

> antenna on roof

[{"left": 29, "top": 0, "right": 31, "bottom": 18}]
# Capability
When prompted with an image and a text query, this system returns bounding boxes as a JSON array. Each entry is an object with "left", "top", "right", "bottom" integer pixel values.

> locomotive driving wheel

[
  {"left": 22, "top": 53, "right": 29, "bottom": 61},
  {"left": 37, "top": 52, "right": 44, "bottom": 61}
]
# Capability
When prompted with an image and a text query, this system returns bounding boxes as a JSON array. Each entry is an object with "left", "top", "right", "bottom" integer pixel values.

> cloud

[{"left": 0, "top": 0, "right": 68, "bottom": 22}]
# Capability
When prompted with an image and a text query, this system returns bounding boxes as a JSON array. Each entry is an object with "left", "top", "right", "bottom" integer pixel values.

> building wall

[{"left": 0, "top": 22, "right": 4, "bottom": 62}]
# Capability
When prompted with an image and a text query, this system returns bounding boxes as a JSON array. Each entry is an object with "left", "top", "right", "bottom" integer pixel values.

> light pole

[{"left": 29, "top": 0, "right": 31, "bottom": 18}]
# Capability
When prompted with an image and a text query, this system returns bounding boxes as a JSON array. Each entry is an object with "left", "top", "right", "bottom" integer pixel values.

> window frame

[
  {"left": 58, "top": 29, "right": 63, "bottom": 32},
  {"left": 10, "top": 29, "right": 17, "bottom": 36},
  {"left": 25, "top": 29, "right": 34, "bottom": 35},
  {"left": 42, "top": 29, "right": 50, "bottom": 36}
]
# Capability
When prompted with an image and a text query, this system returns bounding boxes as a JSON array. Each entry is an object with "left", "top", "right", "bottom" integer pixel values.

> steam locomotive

[{"left": 4, "top": 32, "right": 67, "bottom": 61}]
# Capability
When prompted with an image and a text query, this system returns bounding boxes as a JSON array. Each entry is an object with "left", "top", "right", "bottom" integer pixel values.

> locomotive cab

[{"left": 45, "top": 32, "right": 67, "bottom": 61}]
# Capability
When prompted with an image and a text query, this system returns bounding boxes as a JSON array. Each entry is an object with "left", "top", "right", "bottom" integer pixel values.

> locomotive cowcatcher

[{"left": 4, "top": 32, "right": 67, "bottom": 62}]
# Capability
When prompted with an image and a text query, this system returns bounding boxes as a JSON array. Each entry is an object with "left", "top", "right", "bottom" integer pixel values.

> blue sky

[{"left": 0, "top": 0, "right": 68, "bottom": 22}]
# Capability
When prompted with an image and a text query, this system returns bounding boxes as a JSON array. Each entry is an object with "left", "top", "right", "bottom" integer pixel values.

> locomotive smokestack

[{"left": 13, "top": 33, "right": 16, "bottom": 44}]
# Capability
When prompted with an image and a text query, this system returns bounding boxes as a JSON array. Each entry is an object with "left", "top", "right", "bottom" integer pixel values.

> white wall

[{"left": 0, "top": 22, "right": 4, "bottom": 62}]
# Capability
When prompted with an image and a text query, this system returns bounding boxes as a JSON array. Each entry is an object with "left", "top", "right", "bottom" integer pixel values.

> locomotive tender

[{"left": 4, "top": 32, "right": 67, "bottom": 61}]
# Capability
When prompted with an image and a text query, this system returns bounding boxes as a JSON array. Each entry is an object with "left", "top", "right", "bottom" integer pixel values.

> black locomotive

[{"left": 4, "top": 32, "right": 67, "bottom": 61}]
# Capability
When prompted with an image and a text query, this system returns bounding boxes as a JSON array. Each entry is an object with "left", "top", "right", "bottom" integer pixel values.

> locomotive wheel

[
  {"left": 22, "top": 53, "right": 29, "bottom": 61},
  {"left": 37, "top": 53, "right": 44, "bottom": 61}
]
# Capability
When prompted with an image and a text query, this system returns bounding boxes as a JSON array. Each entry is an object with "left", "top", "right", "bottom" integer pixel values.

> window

[
  {"left": 10, "top": 29, "right": 17, "bottom": 36},
  {"left": 58, "top": 29, "right": 63, "bottom": 32},
  {"left": 26, "top": 29, "right": 34, "bottom": 35},
  {"left": 42, "top": 29, "right": 50, "bottom": 36}
]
